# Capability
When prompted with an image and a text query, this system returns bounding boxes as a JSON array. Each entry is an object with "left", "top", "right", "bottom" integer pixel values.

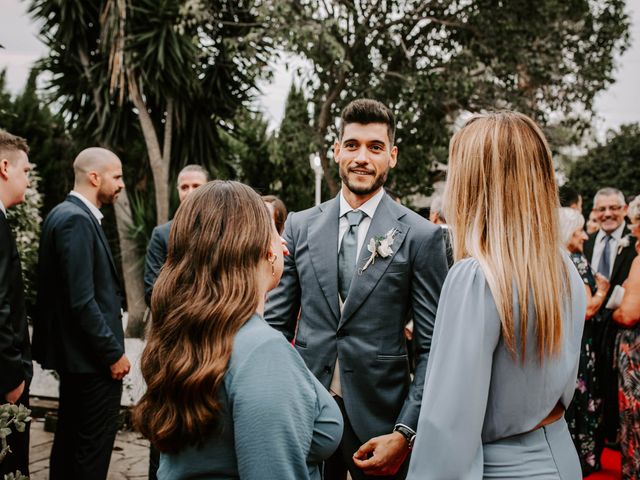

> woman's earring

[{"left": 269, "top": 254, "right": 278, "bottom": 276}]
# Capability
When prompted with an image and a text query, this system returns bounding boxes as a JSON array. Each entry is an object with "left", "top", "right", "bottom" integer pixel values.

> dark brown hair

[
  {"left": 0, "top": 130, "right": 29, "bottom": 161},
  {"left": 339, "top": 99, "right": 396, "bottom": 146},
  {"left": 132, "top": 181, "right": 273, "bottom": 452},
  {"left": 262, "top": 195, "right": 287, "bottom": 235}
]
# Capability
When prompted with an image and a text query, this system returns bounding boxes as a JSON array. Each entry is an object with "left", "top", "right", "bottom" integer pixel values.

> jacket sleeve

[
  {"left": 396, "top": 226, "right": 449, "bottom": 430},
  {"left": 58, "top": 214, "right": 124, "bottom": 368},
  {"left": 0, "top": 218, "right": 24, "bottom": 394},
  {"left": 144, "top": 226, "right": 167, "bottom": 307},
  {"left": 407, "top": 259, "right": 500, "bottom": 479},
  {"left": 264, "top": 213, "right": 301, "bottom": 341}
]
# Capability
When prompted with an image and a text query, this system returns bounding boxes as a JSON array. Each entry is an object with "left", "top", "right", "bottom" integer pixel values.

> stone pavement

[{"left": 28, "top": 418, "right": 150, "bottom": 480}]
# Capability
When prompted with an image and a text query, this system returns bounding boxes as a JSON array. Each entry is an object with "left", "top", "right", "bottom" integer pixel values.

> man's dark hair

[
  {"left": 339, "top": 99, "right": 396, "bottom": 146},
  {"left": 559, "top": 185, "right": 581, "bottom": 208},
  {"left": 0, "top": 130, "right": 29, "bottom": 160}
]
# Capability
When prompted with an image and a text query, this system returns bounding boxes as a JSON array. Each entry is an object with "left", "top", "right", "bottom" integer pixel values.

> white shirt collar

[
  {"left": 339, "top": 187, "right": 385, "bottom": 219},
  {"left": 0, "top": 199, "right": 5, "bottom": 217},
  {"left": 596, "top": 221, "right": 626, "bottom": 242},
  {"left": 69, "top": 191, "right": 104, "bottom": 224}
]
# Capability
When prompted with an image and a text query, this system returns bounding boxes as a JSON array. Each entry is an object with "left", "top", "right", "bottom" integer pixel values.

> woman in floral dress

[
  {"left": 559, "top": 207, "right": 611, "bottom": 474},
  {"left": 613, "top": 196, "right": 640, "bottom": 480}
]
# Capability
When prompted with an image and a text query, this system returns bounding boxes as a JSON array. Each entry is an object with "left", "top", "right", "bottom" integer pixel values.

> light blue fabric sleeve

[
  {"left": 227, "top": 335, "right": 316, "bottom": 480},
  {"left": 407, "top": 258, "right": 501, "bottom": 480}
]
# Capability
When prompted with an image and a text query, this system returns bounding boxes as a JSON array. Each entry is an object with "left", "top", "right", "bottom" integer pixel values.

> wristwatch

[{"left": 393, "top": 424, "right": 416, "bottom": 450}]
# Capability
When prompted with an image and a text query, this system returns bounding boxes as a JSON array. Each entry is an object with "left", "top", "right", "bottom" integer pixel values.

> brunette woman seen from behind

[
  {"left": 407, "top": 112, "right": 587, "bottom": 479},
  {"left": 133, "top": 181, "right": 343, "bottom": 480}
]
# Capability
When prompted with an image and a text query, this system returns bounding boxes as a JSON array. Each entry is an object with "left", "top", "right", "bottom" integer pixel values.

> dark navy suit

[
  {"left": 0, "top": 208, "right": 32, "bottom": 477},
  {"left": 33, "top": 194, "right": 124, "bottom": 480}
]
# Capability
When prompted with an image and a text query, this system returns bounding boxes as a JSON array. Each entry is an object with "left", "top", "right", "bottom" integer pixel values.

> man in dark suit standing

[
  {"left": 144, "top": 164, "right": 209, "bottom": 306},
  {"left": 266, "top": 99, "right": 449, "bottom": 479},
  {"left": 33, "top": 147, "right": 130, "bottom": 480},
  {"left": 0, "top": 131, "right": 32, "bottom": 478},
  {"left": 143, "top": 164, "right": 208, "bottom": 480},
  {"left": 583, "top": 187, "right": 637, "bottom": 461}
]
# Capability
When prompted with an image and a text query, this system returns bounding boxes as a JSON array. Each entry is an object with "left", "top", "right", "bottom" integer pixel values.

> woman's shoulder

[{"left": 232, "top": 314, "right": 291, "bottom": 360}]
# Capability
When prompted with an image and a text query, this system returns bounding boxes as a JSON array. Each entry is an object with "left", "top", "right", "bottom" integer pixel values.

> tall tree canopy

[{"left": 273, "top": 0, "right": 630, "bottom": 198}]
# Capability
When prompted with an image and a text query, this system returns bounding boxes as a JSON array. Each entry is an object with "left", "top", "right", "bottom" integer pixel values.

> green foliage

[
  {"left": 567, "top": 124, "right": 640, "bottom": 210},
  {"left": 272, "top": 0, "right": 630, "bottom": 198},
  {"left": 0, "top": 403, "right": 32, "bottom": 471},
  {"left": 6, "top": 168, "right": 43, "bottom": 314},
  {"left": 222, "top": 108, "right": 277, "bottom": 193},
  {"left": 271, "top": 85, "right": 322, "bottom": 212}
]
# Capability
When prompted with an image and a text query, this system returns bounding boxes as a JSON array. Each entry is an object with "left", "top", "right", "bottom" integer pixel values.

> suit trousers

[
  {"left": 49, "top": 373, "right": 122, "bottom": 480},
  {"left": 0, "top": 388, "right": 30, "bottom": 478},
  {"left": 324, "top": 396, "right": 409, "bottom": 480}
]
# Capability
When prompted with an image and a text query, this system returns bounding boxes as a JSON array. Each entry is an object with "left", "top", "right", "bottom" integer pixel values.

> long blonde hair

[
  {"left": 132, "top": 181, "right": 273, "bottom": 452},
  {"left": 444, "top": 111, "right": 569, "bottom": 360}
]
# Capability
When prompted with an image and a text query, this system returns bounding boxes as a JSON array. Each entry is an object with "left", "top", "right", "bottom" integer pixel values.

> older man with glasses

[{"left": 583, "top": 187, "right": 637, "bottom": 470}]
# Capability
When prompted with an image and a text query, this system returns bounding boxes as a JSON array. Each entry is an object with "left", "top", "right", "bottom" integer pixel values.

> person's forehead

[
  {"left": 178, "top": 171, "right": 207, "bottom": 184},
  {"left": 342, "top": 122, "right": 390, "bottom": 144},
  {"left": 595, "top": 194, "right": 623, "bottom": 206}
]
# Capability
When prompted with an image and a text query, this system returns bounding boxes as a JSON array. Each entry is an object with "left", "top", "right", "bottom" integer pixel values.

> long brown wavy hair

[
  {"left": 132, "top": 180, "right": 273, "bottom": 453},
  {"left": 444, "top": 111, "right": 569, "bottom": 360}
]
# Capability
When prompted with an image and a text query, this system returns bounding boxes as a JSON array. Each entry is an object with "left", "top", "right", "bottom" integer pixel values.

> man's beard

[
  {"left": 340, "top": 166, "right": 388, "bottom": 196},
  {"left": 98, "top": 188, "right": 122, "bottom": 205}
]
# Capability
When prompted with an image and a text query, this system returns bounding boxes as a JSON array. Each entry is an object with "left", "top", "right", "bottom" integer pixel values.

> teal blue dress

[{"left": 158, "top": 314, "right": 343, "bottom": 480}]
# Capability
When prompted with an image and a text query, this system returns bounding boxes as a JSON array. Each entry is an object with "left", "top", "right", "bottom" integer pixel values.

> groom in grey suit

[{"left": 265, "top": 99, "right": 448, "bottom": 479}]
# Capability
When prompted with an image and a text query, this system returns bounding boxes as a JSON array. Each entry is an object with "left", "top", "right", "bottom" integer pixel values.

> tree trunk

[
  {"left": 128, "top": 76, "right": 171, "bottom": 224},
  {"left": 113, "top": 188, "right": 146, "bottom": 337}
]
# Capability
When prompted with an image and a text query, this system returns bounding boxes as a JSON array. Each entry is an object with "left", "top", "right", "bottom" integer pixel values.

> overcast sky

[{"left": 1, "top": 0, "right": 639, "bottom": 137}]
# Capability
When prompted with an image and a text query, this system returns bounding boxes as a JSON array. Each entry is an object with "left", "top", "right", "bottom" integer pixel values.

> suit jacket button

[
  {"left": 337, "top": 329, "right": 348, "bottom": 338},
  {"left": 324, "top": 366, "right": 332, "bottom": 374}
]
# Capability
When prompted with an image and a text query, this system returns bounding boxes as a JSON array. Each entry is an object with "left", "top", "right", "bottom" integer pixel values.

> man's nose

[{"left": 355, "top": 146, "right": 368, "bottom": 162}]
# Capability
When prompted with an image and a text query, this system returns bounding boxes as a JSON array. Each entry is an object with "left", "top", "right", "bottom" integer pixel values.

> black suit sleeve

[
  {"left": 0, "top": 217, "right": 24, "bottom": 394},
  {"left": 59, "top": 214, "right": 124, "bottom": 367},
  {"left": 144, "top": 226, "right": 167, "bottom": 307}
]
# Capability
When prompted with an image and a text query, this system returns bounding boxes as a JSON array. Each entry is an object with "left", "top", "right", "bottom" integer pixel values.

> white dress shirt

[
  {"left": 69, "top": 191, "right": 104, "bottom": 224},
  {"left": 331, "top": 188, "right": 386, "bottom": 397},
  {"left": 591, "top": 222, "right": 626, "bottom": 278},
  {"left": 0, "top": 199, "right": 6, "bottom": 217}
]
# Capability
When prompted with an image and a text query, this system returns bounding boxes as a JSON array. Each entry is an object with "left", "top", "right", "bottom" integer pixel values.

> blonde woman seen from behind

[
  {"left": 407, "top": 112, "right": 587, "bottom": 479},
  {"left": 133, "top": 181, "right": 343, "bottom": 480}
]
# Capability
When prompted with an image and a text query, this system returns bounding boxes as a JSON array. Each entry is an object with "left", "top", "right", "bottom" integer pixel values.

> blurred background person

[
  {"left": 429, "top": 194, "right": 453, "bottom": 267},
  {"left": 133, "top": 181, "right": 342, "bottom": 480},
  {"left": 584, "top": 187, "right": 637, "bottom": 459},
  {"left": 586, "top": 210, "right": 600, "bottom": 235},
  {"left": 559, "top": 184, "right": 583, "bottom": 211},
  {"left": 559, "top": 207, "right": 610, "bottom": 475},
  {"left": 262, "top": 194, "right": 287, "bottom": 236},
  {"left": 144, "top": 164, "right": 209, "bottom": 308},
  {"left": 612, "top": 195, "right": 640, "bottom": 480}
]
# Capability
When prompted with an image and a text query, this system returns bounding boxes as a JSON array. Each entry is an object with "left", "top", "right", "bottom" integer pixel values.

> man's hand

[
  {"left": 4, "top": 380, "right": 25, "bottom": 404},
  {"left": 352, "top": 432, "right": 410, "bottom": 476},
  {"left": 110, "top": 354, "right": 131, "bottom": 380}
]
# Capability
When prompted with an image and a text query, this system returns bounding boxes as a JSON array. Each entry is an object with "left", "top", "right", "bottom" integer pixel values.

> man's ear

[
  {"left": 88, "top": 171, "right": 100, "bottom": 188},
  {"left": 0, "top": 158, "right": 9, "bottom": 180},
  {"left": 333, "top": 141, "right": 341, "bottom": 164}
]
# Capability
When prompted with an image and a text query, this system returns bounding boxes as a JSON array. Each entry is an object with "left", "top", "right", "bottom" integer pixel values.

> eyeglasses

[{"left": 595, "top": 205, "right": 623, "bottom": 213}]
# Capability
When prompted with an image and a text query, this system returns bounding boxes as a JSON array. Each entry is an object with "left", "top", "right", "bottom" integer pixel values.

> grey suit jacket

[{"left": 265, "top": 193, "right": 449, "bottom": 443}]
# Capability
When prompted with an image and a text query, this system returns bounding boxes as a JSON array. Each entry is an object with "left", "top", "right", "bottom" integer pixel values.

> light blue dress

[
  {"left": 407, "top": 256, "right": 587, "bottom": 479},
  {"left": 158, "top": 314, "right": 343, "bottom": 480}
]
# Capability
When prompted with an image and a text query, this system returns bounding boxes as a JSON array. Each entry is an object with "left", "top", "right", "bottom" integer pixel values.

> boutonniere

[
  {"left": 618, "top": 235, "right": 631, "bottom": 255},
  {"left": 359, "top": 228, "right": 399, "bottom": 274}
]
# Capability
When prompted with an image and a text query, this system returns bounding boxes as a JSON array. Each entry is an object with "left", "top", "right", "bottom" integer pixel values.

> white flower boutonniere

[
  {"left": 359, "top": 228, "right": 399, "bottom": 274},
  {"left": 618, "top": 235, "right": 631, "bottom": 255}
]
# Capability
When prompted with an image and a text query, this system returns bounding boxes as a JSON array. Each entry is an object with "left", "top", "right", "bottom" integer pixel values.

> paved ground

[{"left": 28, "top": 418, "right": 150, "bottom": 480}]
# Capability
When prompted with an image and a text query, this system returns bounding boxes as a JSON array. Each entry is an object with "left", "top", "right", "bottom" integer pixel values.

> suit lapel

[
  {"left": 610, "top": 226, "right": 635, "bottom": 285},
  {"left": 66, "top": 195, "right": 119, "bottom": 278},
  {"left": 308, "top": 197, "right": 341, "bottom": 323},
  {"left": 339, "top": 195, "right": 408, "bottom": 327}
]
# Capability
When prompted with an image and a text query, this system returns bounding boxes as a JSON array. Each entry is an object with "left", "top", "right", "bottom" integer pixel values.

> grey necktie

[
  {"left": 597, "top": 235, "right": 612, "bottom": 277},
  {"left": 338, "top": 210, "right": 365, "bottom": 301}
]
